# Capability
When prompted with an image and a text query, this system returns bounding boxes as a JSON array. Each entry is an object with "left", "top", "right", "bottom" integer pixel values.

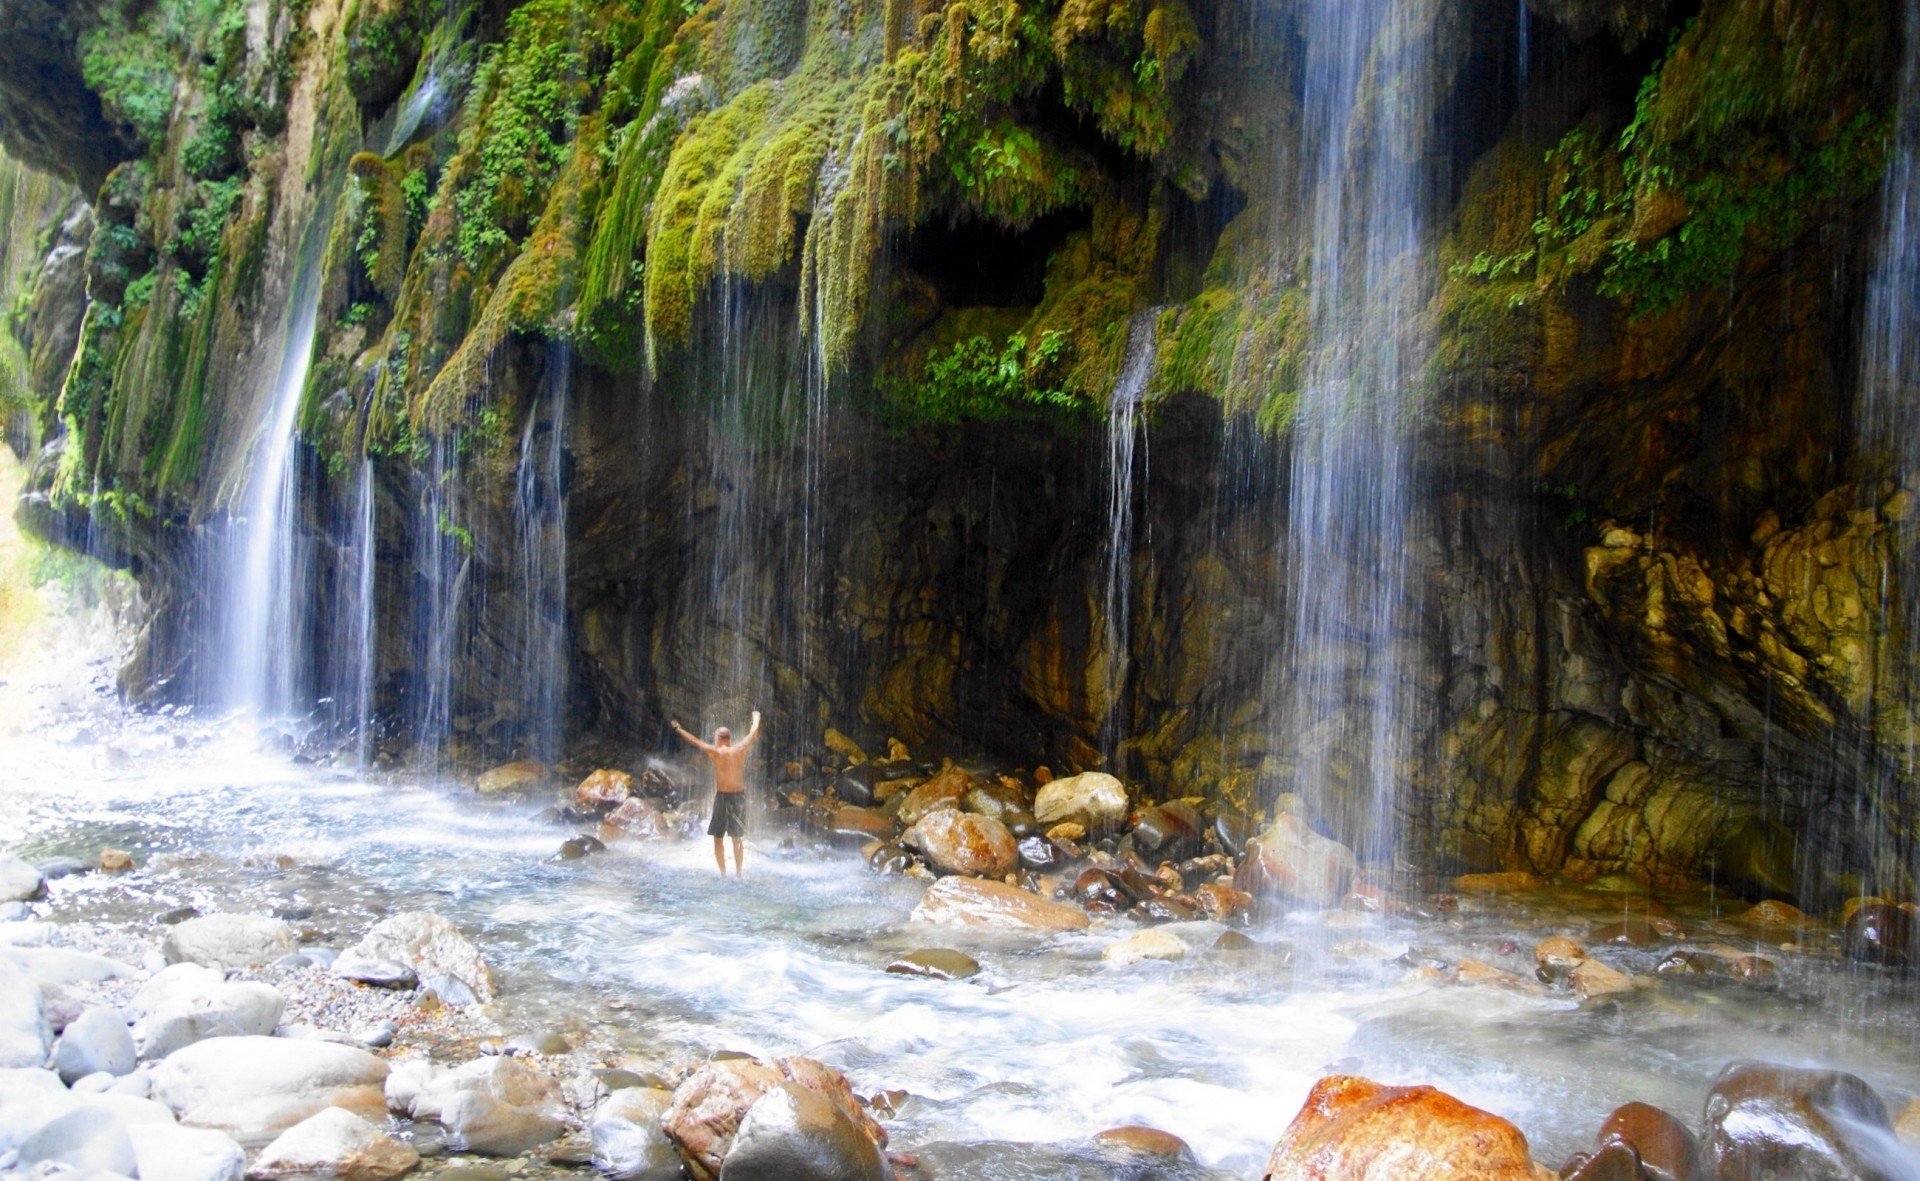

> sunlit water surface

[{"left": 4, "top": 661, "right": 1920, "bottom": 1177}]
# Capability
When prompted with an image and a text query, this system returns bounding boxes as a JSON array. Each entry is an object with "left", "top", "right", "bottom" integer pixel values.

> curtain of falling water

[
  {"left": 411, "top": 433, "right": 474, "bottom": 772},
  {"left": 512, "top": 344, "right": 571, "bottom": 764},
  {"left": 350, "top": 458, "right": 378, "bottom": 765},
  {"left": 1854, "top": 0, "right": 1920, "bottom": 892},
  {"left": 1100, "top": 311, "right": 1162, "bottom": 767},
  {"left": 1277, "top": 0, "right": 1435, "bottom": 856}
]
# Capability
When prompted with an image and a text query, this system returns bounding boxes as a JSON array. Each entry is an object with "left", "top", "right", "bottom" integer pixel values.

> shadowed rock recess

[{"left": 2, "top": 0, "right": 1918, "bottom": 901}]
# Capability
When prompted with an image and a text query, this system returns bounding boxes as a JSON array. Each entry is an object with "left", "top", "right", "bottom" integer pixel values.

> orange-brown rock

[
  {"left": 910, "top": 876, "right": 1091, "bottom": 931},
  {"left": 1734, "top": 899, "right": 1810, "bottom": 928},
  {"left": 575, "top": 769, "right": 634, "bottom": 811},
  {"left": 599, "top": 797, "right": 671, "bottom": 841},
  {"left": 661, "top": 1055, "right": 886, "bottom": 1181},
  {"left": 1263, "top": 1075, "right": 1544, "bottom": 1180},
  {"left": 98, "top": 848, "right": 134, "bottom": 873},
  {"left": 897, "top": 764, "right": 973, "bottom": 826},
  {"left": 1094, "top": 1125, "right": 1195, "bottom": 1160},
  {"left": 1195, "top": 881, "right": 1253, "bottom": 921},
  {"left": 828, "top": 806, "right": 896, "bottom": 841},
  {"left": 1534, "top": 936, "right": 1588, "bottom": 983},
  {"left": 1452, "top": 872, "right": 1544, "bottom": 893},
  {"left": 1259, "top": 1075, "right": 1543, "bottom": 1175},
  {"left": 906, "top": 809, "right": 1018, "bottom": 878}
]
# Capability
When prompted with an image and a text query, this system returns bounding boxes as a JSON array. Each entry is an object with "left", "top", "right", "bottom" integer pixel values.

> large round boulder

[
  {"left": 591, "top": 1086, "right": 681, "bottom": 1181},
  {"left": 335, "top": 912, "right": 493, "bottom": 1004},
  {"left": 1702, "top": 1061, "right": 1902, "bottom": 1181},
  {"left": 717, "top": 1082, "right": 889, "bottom": 1181},
  {"left": 55, "top": 1007, "right": 134, "bottom": 1083},
  {"left": 1263, "top": 1075, "right": 1543, "bottom": 1180},
  {"left": 1243, "top": 814, "right": 1355, "bottom": 908},
  {"left": 17, "top": 1104, "right": 138, "bottom": 1175},
  {"left": 576, "top": 769, "right": 636, "bottom": 811},
  {"left": 0, "top": 957, "right": 52, "bottom": 1068},
  {"left": 1032, "top": 772, "right": 1129, "bottom": 834},
  {"left": 905, "top": 810, "right": 1018, "bottom": 878},
  {"left": 160, "top": 915, "right": 296, "bottom": 971},
  {"left": 129, "top": 965, "right": 284, "bottom": 1060},
  {"left": 249, "top": 1107, "right": 419, "bottom": 1181},
  {"left": 148, "top": 1035, "right": 389, "bottom": 1148},
  {"left": 126, "top": 1121, "right": 247, "bottom": 1181},
  {"left": 897, "top": 765, "right": 973, "bottom": 827},
  {"left": 662, "top": 1056, "right": 885, "bottom": 1181},
  {"left": 0, "top": 852, "right": 46, "bottom": 902}
]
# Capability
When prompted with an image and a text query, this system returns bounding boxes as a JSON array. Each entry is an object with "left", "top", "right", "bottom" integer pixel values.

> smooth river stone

[
  {"left": 591, "top": 1086, "right": 680, "bottom": 1181},
  {"left": 884, "top": 949, "right": 980, "bottom": 980},
  {"left": 717, "top": 1082, "right": 889, "bottom": 1181},
  {"left": 339, "top": 911, "right": 493, "bottom": 1003},
  {"left": 250, "top": 1107, "right": 419, "bottom": 1180},
  {"left": 0, "top": 852, "right": 46, "bottom": 902},
  {"left": 1264, "top": 1075, "right": 1544, "bottom": 1181},
  {"left": 909, "top": 877, "right": 1090, "bottom": 932},
  {"left": 126, "top": 1121, "right": 247, "bottom": 1181},
  {"left": 160, "top": 914, "right": 297, "bottom": 970},
  {"left": 1031, "top": 771, "right": 1129, "bottom": 831},
  {"left": 55, "top": 1006, "right": 136, "bottom": 1083},
  {"left": 149, "top": 1035, "right": 388, "bottom": 1148}
]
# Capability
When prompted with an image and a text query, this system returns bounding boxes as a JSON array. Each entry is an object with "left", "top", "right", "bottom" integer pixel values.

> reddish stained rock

[
  {"left": 906, "top": 809, "right": 1018, "bottom": 878},
  {"left": 1094, "top": 1125, "right": 1195, "bottom": 1160},
  {"left": 910, "top": 876, "right": 1091, "bottom": 931},
  {"left": 1194, "top": 881, "right": 1253, "bottom": 922},
  {"left": 1594, "top": 1101, "right": 1697, "bottom": 1181},
  {"left": 661, "top": 1056, "right": 885, "bottom": 1181},
  {"left": 1244, "top": 814, "right": 1355, "bottom": 908},
  {"left": 575, "top": 769, "right": 634, "bottom": 811},
  {"left": 1263, "top": 1075, "right": 1546, "bottom": 1181},
  {"left": 599, "top": 797, "right": 671, "bottom": 841},
  {"left": 897, "top": 765, "right": 973, "bottom": 827},
  {"left": 1452, "top": 872, "right": 1545, "bottom": 893}
]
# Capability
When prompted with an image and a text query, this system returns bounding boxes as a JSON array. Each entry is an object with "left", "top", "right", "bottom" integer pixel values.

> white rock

[
  {"left": 382, "top": 1059, "right": 436, "bottom": 1115},
  {"left": 590, "top": 1086, "right": 680, "bottom": 1181},
  {"left": 17, "top": 1105, "right": 136, "bottom": 1175},
  {"left": 437, "top": 1089, "right": 565, "bottom": 1156},
  {"left": 339, "top": 913, "right": 492, "bottom": 1003},
  {"left": 71, "top": 1072, "right": 116, "bottom": 1094},
  {"left": 1, "top": 947, "right": 138, "bottom": 986},
  {"left": 0, "top": 854, "right": 43, "bottom": 903},
  {"left": 126, "top": 1121, "right": 245, "bottom": 1181},
  {"left": 249, "top": 1107, "right": 418, "bottom": 1180},
  {"left": 131, "top": 965, "right": 283, "bottom": 1060},
  {"left": 148, "top": 1036, "right": 388, "bottom": 1148},
  {"left": 1102, "top": 929, "right": 1188, "bottom": 965},
  {"left": 0, "top": 1093, "right": 175, "bottom": 1156},
  {"left": 0, "top": 959, "right": 50, "bottom": 1069},
  {"left": 159, "top": 915, "right": 296, "bottom": 971},
  {"left": 408, "top": 1056, "right": 566, "bottom": 1122},
  {"left": 0, "top": 921, "right": 53, "bottom": 946},
  {"left": 55, "top": 1008, "right": 135, "bottom": 1083},
  {"left": 1031, "top": 772, "right": 1129, "bottom": 831}
]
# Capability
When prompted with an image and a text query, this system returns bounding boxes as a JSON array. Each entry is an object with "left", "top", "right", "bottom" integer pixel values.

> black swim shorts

[{"left": 707, "top": 791, "right": 747, "bottom": 837}]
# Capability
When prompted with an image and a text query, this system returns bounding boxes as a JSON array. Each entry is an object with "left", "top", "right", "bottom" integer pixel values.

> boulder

[
  {"left": 1716, "top": 817, "right": 1801, "bottom": 902},
  {"left": 1093, "top": 1125, "right": 1196, "bottom": 1162},
  {"left": 1194, "top": 882, "right": 1252, "bottom": 922},
  {"left": 55, "top": 1007, "right": 135, "bottom": 1083},
  {"left": 1593, "top": 1101, "right": 1696, "bottom": 1181},
  {"left": 1103, "top": 929, "right": 1187, "bottom": 965},
  {"left": 0, "top": 852, "right": 45, "bottom": 902},
  {"left": 1451, "top": 872, "right": 1544, "bottom": 893},
  {"left": 476, "top": 761, "right": 547, "bottom": 794},
  {"left": 338, "top": 912, "right": 493, "bottom": 1003},
  {"left": 1898, "top": 1098, "right": 1920, "bottom": 1149},
  {"left": 883, "top": 949, "right": 980, "bottom": 980},
  {"left": 828, "top": 807, "right": 896, "bottom": 842},
  {"left": 897, "top": 765, "right": 973, "bottom": 827},
  {"left": 99, "top": 847, "right": 136, "bottom": 873},
  {"left": 130, "top": 964, "right": 283, "bottom": 1059},
  {"left": 125, "top": 1121, "right": 246, "bottom": 1181},
  {"left": 1245, "top": 814, "right": 1355, "bottom": 908},
  {"left": 1534, "top": 937, "right": 1588, "bottom": 984},
  {"left": 1570, "top": 958, "right": 1636, "bottom": 1000},
  {"left": 249, "top": 1107, "right": 419, "bottom": 1180},
  {"left": 1702, "top": 1061, "right": 1903, "bottom": 1181},
  {"left": 1131, "top": 801, "right": 1205, "bottom": 859},
  {"left": 437, "top": 1089, "right": 565, "bottom": 1155},
  {"left": 0, "top": 1091, "right": 176, "bottom": 1158},
  {"left": 1263, "top": 1075, "right": 1543, "bottom": 1180},
  {"left": 718, "top": 1082, "right": 889, "bottom": 1181},
  {"left": 910, "top": 877, "right": 1091, "bottom": 932},
  {"left": 905, "top": 810, "right": 1018, "bottom": 878},
  {"left": 1844, "top": 904, "right": 1916, "bottom": 969},
  {"left": 1032, "top": 772, "right": 1129, "bottom": 833},
  {"left": 330, "top": 955, "right": 418, "bottom": 990},
  {"left": 600, "top": 798, "right": 673, "bottom": 842},
  {"left": 17, "top": 1104, "right": 137, "bottom": 1175},
  {"left": 4, "top": 945, "right": 140, "bottom": 986},
  {"left": 148, "top": 1035, "right": 388, "bottom": 1147},
  {"left": 591, "top": 1086, "right": 680, "bottom": 1181},
  {"left": 404, "top": 1056, "right": 565, "bottom": 1121},
  {"left": 160, "top": 915, "right": 297, "bottom": 970},
  {"left": 662, "top": 1057, "right": 885, "bottom": 1181},
  {"left": 1561, "top": 1142, "right": 1643, "bottom": 1181},
  {"left": 576, "top": 769, "right": 635, "bottom": 811},
  {"left": 0, "top": 956, "right": 51, "bottom": 1067}
]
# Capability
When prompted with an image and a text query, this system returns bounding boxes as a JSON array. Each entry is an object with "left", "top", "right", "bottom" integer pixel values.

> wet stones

[
  {"left": 897, "top": 765, "right": 974, "bottom": 827},
  {"left": 0, "top": 852, "right": 46, "bottom": 902},
  {"left": 591, "top": 1085, "right": 679, "bottom": 1180},
  {"left": 559, "top": 834, "right": 607, "bottom": 860},
  {"left": 337, "top": 911, "right": 493, "bottom": 1003},
  {"left": 884, "top": 949, "right": 980, "bottom": 980},
  {"left": 719, "top": 1081, "right": 890, "bottom": 1181},
  {"left": 130, "top": 964, "right": 284, "bottom": 1059},
  {"left": 910, "top": 877, "right": 1091, "bottom": 932},
  {"left": 576, "top": 768, "right": 635, "bottom": 812},
  {"left": 98, "top": 847, "right": 136, "bottom": 874},
  {"left": 149, "top": 1035, "right": 390, "bottom": 1147},
  {"left": 601, "top": 797, "right": 674, "bottom": 842},
  {"left": 54, "top": 1007, "right": 135, "bottom": 1083},
  {"left": 904, "top": 809, "right": 1017, "bottom": 878},
  {"left": 160, "top": 914, "right": 297, "bottom": 971},
  {"left": 250, "top": 1107, "right": 419, "bottom": 1181},
  {"left": 661, "top": 1056, "right": 885, "bottom": 1181},
  {"left": 1243, "top": 814, "right": 1355, "bottom": 908},
  {"left": 1015, "top": 835, "right": 1062, "bottom": 871},
  {"left": 1032, "top": 771, "right": 1129, "bottom": 835},
  {"left": 438, "top": 1089, "right": 566, "bottom": 1155},
  {"left": 0, "top": 956, "right": 52, "bottom": 1068},
  {"left": 1102, "top": 929, "right": 1186, "bottom": 965},
  {"left": 1843, "top": 904, "right": 1916, "bottom": 968},
  {"left": 1595, "top": 1102, "right": 1697, "bottom": 1181},
  {"left": 1264, "top": 1075, "right": 1544, "bottom": 1180},
  {"left": 1131, "top": 800, "right": 1205, "bottom": 860},
  {"left": 1702, "top": 1061, "right": 1900, "bottom": 1181},
  {"left": 476, "top": 761, "right": 548, "bottom": 795},
  {"left": 1534, "top": 937, "right": 1588, "bottom": 984}
]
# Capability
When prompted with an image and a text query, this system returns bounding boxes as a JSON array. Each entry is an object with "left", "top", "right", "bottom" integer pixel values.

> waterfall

[
  {"left": 412, "top": 433, "right": 472, "bottom": 772},
  {"left": 349, "top": 458, "right": 378, "bottom": 766},
  {"left": 1100, "top": 310, "right": 1161, "bottom": 765},
  {"left": 512, "top": 345, "right": 571, "bottom": 764},
  {"left": 1856, "top": 0, "right": 1920, "bottom": 889},
  {"left": 1277, "top": 0, "right": 1435, "bottom": 855},
  {"left": 220, "top": 219, "right": 330, "bottom": 718}
]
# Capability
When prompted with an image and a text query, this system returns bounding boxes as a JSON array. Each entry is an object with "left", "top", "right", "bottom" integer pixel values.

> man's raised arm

[
  {"left": 671, "top": 720, "right": 716, "bottom": 754},
  {"left": 737, "top": 710, "right": 763, "bottom": 751}
]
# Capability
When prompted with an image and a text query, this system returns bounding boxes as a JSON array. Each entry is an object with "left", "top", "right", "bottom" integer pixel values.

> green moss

[{"left": 875, "top": 329, "right": 1083, "bottom": 425}]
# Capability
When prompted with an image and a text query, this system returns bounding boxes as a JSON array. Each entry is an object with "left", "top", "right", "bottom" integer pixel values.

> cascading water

[
  {"left": 1855, "top": 0, "right": 1920, "bottom": 890},
  {"left": 349, "top": 459, "right": 378, "bottom": 765},
  {"left": 512, "top": 345, "right": 571, "bottom": 763},
  {"left": 1277, "top": 0, "right": 1435, "bottom": 855},
  {"left": 411, "top": 434, "right": 474, "bottom": 771},
  {"left": 220, "top": 224, "right": 330, "bottom": 718},
  {"left": 1099, "top": 310, "right": 1161, "bottom": 765}
]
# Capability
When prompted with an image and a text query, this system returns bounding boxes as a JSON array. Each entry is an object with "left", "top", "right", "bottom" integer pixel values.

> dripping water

[
  {"left": 512, "top": 345, "right": 571, "bottom": 763},
  {"left": 1100, "top": 310, "right": 1161, "bottom": 766},
  {"left": 349, "top": 458, "right": 378, "bottom": 766}
]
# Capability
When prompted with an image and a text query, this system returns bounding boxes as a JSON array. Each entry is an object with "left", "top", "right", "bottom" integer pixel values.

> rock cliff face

[{"left": 2, "top": 0, "right": 1914, "bottom": 896}]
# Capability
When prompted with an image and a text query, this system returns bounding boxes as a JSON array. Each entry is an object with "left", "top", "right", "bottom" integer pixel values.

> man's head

[{"left": 714, "top": 726, "right": 732, "bottom": 747}]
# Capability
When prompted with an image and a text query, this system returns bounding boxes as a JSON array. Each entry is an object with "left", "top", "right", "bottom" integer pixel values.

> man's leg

[
  {"left": 712, "top": 837, "right": 726, "bottom": 874},
  {"left": 731, "top": 835, "right": 745, "bottom": 875}
]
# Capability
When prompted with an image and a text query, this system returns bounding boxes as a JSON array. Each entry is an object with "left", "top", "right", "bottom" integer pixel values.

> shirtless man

[{"left": 671, "top": 711, "right": 761, "bottom": 875}]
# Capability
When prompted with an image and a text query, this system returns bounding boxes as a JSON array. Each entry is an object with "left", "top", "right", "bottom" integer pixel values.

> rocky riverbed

[{"left": 6, "top": 662, "right": 1920, "bottom": 1180}]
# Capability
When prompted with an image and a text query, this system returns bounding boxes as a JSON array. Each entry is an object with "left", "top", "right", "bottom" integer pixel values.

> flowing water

[
  {"left": 1275, "top": 0, "right": 1434, "bottom": 855},
  {"left": 1099, "top": 311, "right": 1161, "bottom": 765},
  {"left": 512, "top": 346, "right": 572, "bottom": 764}
]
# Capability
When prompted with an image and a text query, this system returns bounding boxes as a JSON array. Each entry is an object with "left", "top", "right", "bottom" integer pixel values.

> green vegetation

[{"left": 877, "top": 330, "right": 1082, "bottom": 425}]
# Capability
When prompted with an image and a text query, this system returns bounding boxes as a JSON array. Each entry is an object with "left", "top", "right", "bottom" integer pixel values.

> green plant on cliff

[{"left": 877, "top": 330, "right": 1081, "bottom": 426}]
